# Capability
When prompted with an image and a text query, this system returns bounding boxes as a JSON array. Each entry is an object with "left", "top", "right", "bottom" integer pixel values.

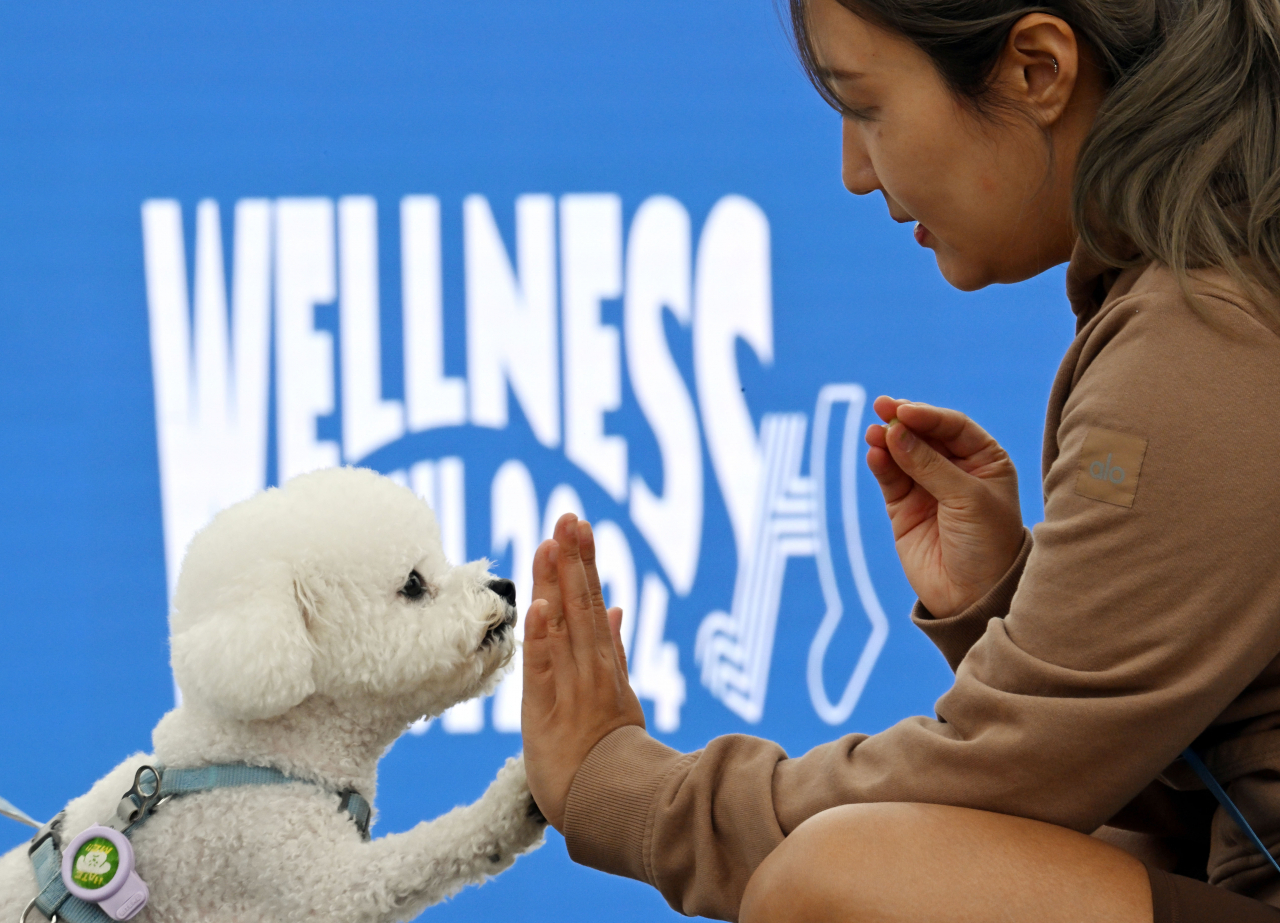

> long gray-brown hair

[{"left": 790, "top": 0, "right": 1280, "bottom": 303}]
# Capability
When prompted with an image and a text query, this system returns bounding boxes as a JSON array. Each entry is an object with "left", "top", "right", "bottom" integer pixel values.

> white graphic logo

[
  {"left": 76, "top": 849, "right": 112, "bottom": 876},
  {"left": 696, "top": 386, "right": 889, "bottom": 724},
  {"left": 141, "top": 193, "right": 885, "bottom": 731}
]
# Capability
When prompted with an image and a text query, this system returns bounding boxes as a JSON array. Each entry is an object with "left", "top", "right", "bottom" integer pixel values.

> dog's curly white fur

[{"left": 0, "top": 467, "right": 545, "bottom": 922}]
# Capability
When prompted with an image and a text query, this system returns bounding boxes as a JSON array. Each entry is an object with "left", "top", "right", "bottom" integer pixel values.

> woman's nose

[{"left": 841, "top": 120, "right": 879, "bottom": 196}]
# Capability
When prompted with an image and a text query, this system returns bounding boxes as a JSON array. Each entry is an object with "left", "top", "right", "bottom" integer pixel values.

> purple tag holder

[{"left": 60, "top": 825, "right": 150, "bottom": 920}]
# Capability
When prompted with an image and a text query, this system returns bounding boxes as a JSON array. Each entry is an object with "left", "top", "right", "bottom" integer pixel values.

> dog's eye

[{"left": 400, "top": 570, "right": 432, "bottom": 601}]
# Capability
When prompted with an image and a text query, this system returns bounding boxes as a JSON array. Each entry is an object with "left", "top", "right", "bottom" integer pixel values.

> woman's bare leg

[{"left": 739, "top": 803, "right": 1152, "bottom": 923}]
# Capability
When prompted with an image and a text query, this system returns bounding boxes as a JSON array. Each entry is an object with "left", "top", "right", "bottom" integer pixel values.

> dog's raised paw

[{"left": 527, "top": 797, "right": 546, "bottom": 825}]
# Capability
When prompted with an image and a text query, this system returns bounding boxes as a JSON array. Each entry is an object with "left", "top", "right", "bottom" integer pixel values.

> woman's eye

[
  {"left": 400, "top": 570, "right": 431, "bottom": 601},
  {"left": 843, "top": 106, "right": 878, "bottom": 123}
]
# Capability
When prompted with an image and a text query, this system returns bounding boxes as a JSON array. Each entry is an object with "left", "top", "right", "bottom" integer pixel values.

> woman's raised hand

[
  {"left": 521, "top": 513, "right": 646, "bottom": 831},
  {"left": 865, "top": 396, "right": 1024, "bottom": 618}
]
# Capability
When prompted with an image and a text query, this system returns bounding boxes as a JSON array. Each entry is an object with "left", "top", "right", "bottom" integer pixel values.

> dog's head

[{"left": 169, "top": 467, "right": 518, "bottom": 723}]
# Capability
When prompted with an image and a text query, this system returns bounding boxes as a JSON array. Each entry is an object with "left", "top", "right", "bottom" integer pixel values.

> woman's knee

[
  {"left": 740, "top": 803, "right": 904, "bottom": 923},
  {"left": 739, "top": 827, "right": 816, "bottom": 923},
  {"left": 740, "top": 802, "right": 1153, "bottom": 923}
]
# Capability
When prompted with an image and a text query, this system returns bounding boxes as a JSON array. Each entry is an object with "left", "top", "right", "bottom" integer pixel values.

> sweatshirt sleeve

[{"left": 561, "top": 280, "right": 1280, "bottom": 922}]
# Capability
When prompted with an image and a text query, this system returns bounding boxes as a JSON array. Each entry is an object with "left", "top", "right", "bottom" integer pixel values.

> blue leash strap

[
  {"left": 1182, "top": 747, "right": 1280, "bottom": 876},
  {"left": 1, "top": 794, "right": 41, "bottom": 829}
]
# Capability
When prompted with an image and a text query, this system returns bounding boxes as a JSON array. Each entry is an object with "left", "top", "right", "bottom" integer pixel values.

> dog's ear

[{"left": 170, "top": 570, "right": 316, "bottom": 720}]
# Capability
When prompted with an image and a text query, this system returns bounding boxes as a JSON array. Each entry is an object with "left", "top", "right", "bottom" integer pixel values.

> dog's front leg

[{"left": 325, "top": 754, "right": 546, "bottom": 923}]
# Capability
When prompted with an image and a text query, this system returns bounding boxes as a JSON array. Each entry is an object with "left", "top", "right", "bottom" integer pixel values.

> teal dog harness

[{"left": 22, "top": 763, "right": 371, "bottom": 923}]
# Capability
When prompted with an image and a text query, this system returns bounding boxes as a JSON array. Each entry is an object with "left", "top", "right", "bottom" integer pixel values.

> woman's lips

[{"left": 913, "top": 222, "right": 930, "bottom": 246}]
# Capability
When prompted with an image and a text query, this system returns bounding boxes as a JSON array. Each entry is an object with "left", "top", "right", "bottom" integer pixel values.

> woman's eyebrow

[{"left": 816, "top": 67, "right": 865, "bottom": 81}]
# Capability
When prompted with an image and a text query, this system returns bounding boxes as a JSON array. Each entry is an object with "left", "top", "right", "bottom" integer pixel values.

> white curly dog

[{"left": 0, "top": 467, "right": 545, "bottom": 922}]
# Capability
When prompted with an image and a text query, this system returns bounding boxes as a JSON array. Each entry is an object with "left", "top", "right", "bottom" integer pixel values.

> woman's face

[{"left": 807, "top": 0, "right": 1101, "bottom": 290}]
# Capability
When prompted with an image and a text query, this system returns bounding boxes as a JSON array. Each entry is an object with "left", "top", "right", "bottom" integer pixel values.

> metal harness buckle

[
  {"left": 21, "top": 814, "right": 64, "bottom": 923},
  {"left": 113, "top": 766, "right": 163, "bottom": 831},
  {"left": 337, "top": 789, "right": 371, "bottom": 840},
  {"left": 19, "top": 897, "right": 58, "bottom": 923},
  {"left": 26, "top": 812, "right": 64, "bottom": 858}
]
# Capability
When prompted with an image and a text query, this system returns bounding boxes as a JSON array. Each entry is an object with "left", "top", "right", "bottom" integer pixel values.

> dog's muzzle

[{"left": 482, "top": 579, "right": 518, "bottom": 648}]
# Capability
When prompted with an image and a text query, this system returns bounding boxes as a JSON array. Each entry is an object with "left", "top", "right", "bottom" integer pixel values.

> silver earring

[{"left": 1052, "top": 58, "right": 1059, "bottom": 74}]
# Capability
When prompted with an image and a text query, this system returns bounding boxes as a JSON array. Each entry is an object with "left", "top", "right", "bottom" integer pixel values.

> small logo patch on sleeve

[{"left": 1075, "top": 427, "right": 1148, "bottom": 508}]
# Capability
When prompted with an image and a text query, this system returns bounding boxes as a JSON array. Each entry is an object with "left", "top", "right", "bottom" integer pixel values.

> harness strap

[
  {"left": 120, "top": 764, "right": 370, "bottom": 840},
  {"left": 337, "top": 789, "right": 373, "bottom": 841},
  {"left": 1182, "top": 747, "right": 1280, "bottom": 877},
  {"left": 155, "top": 764, "right": 306, "bottom": 798},
  {"left": 29, "top": 835, "right": 109, "bottom": 922}
]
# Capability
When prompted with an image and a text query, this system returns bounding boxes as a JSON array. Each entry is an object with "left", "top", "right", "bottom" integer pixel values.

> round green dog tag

[
  {"left": 61, "top": 823, "right": 148, "bottom": 915},
  {"left": 71, "top": 837, "right": 119, "bottom": 890}
]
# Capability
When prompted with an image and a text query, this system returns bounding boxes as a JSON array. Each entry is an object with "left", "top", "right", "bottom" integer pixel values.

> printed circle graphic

[{"left": 72, "top": 837, "right": 120, "bottom": 890}]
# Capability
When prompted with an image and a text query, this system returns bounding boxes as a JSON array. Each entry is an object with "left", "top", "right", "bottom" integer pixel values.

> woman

[{"left": 520, "top": 0, "right": 1280, "bottom": 920}]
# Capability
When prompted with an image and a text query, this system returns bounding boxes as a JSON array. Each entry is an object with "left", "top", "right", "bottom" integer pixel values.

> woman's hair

[{"left": 790, "top": 0, "right": 1280, "bottom": 303}]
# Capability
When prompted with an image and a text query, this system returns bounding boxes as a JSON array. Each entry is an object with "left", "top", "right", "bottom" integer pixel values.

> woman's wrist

[
  {"left": 562, "top": 726, "right": 686, "bottom": 881},
  {"left": 921, "top": 530, "right": 1033, "bottom": 619}
]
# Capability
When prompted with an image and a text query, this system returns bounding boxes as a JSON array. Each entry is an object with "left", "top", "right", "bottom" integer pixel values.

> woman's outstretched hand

[
  {"left": 866, "top": 396, "right": 1024, "bottom": 618},
  {"left": 521, "top": 513, "right": 646, "bottom": 832}
]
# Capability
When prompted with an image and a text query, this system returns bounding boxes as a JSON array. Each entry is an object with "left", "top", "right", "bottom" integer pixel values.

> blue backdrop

[{"left": 0, "top": 2, "right": 1074, "bottom": 920}]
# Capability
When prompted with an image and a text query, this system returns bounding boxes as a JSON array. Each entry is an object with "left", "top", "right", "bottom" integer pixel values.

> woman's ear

[
  {"left": 997, "top": 13, "right": 1082, "bottom": 127},
  {"left": 171, "top": 565, "right": 317, "bottom": 720}
]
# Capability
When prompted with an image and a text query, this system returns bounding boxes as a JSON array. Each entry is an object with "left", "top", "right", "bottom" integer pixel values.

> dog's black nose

[{"left": 487, "top": 578, "right": 516, "bottom": 608}]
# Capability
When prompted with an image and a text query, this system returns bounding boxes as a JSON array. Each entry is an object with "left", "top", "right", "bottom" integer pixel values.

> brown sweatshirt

[{"left": 561, "top": 249, "right": 1280, "bottom": 920}]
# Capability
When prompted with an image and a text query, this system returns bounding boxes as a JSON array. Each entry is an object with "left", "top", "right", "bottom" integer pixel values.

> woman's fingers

[
  {"left": 607, "top": 606, "right": 629, "bottom": 674},
  {"left": 577, "top": 520, "right": 607, "bottom": 611},
  {"left": 873, "top": 394, "right": 910, "bottom": 424},
  {"left": 551, "top": 513, "right": 609, "bottom": 662},
  {"left": 866, "top": 434, "right": 915, "bottom": 505},
  {"left": 885, "top": 418, "right": 976, "bottom": 504},
  {"left": 521, "top": 598, "right": 558, "bottom": 710},
  {"left": 576, "top": 520, "right": 618, "bottom": 655},
  {"left": 527, "top": 543, "right": 577, "bottom": 692},
  {"left": 531, "top": 516, "right": 629, "bottom": 678},
  {"left": 880, "top": 412, "right": 1008, "bottom": 506},
  {"left": 895, "top": 402, "right": 1003, "bottom": 466},
  {"left": 531, "top": 537, "right": 565, "bottom": 633},
  {"left": 871, "top": 395, "right": 1002, "bottom": 512}
]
